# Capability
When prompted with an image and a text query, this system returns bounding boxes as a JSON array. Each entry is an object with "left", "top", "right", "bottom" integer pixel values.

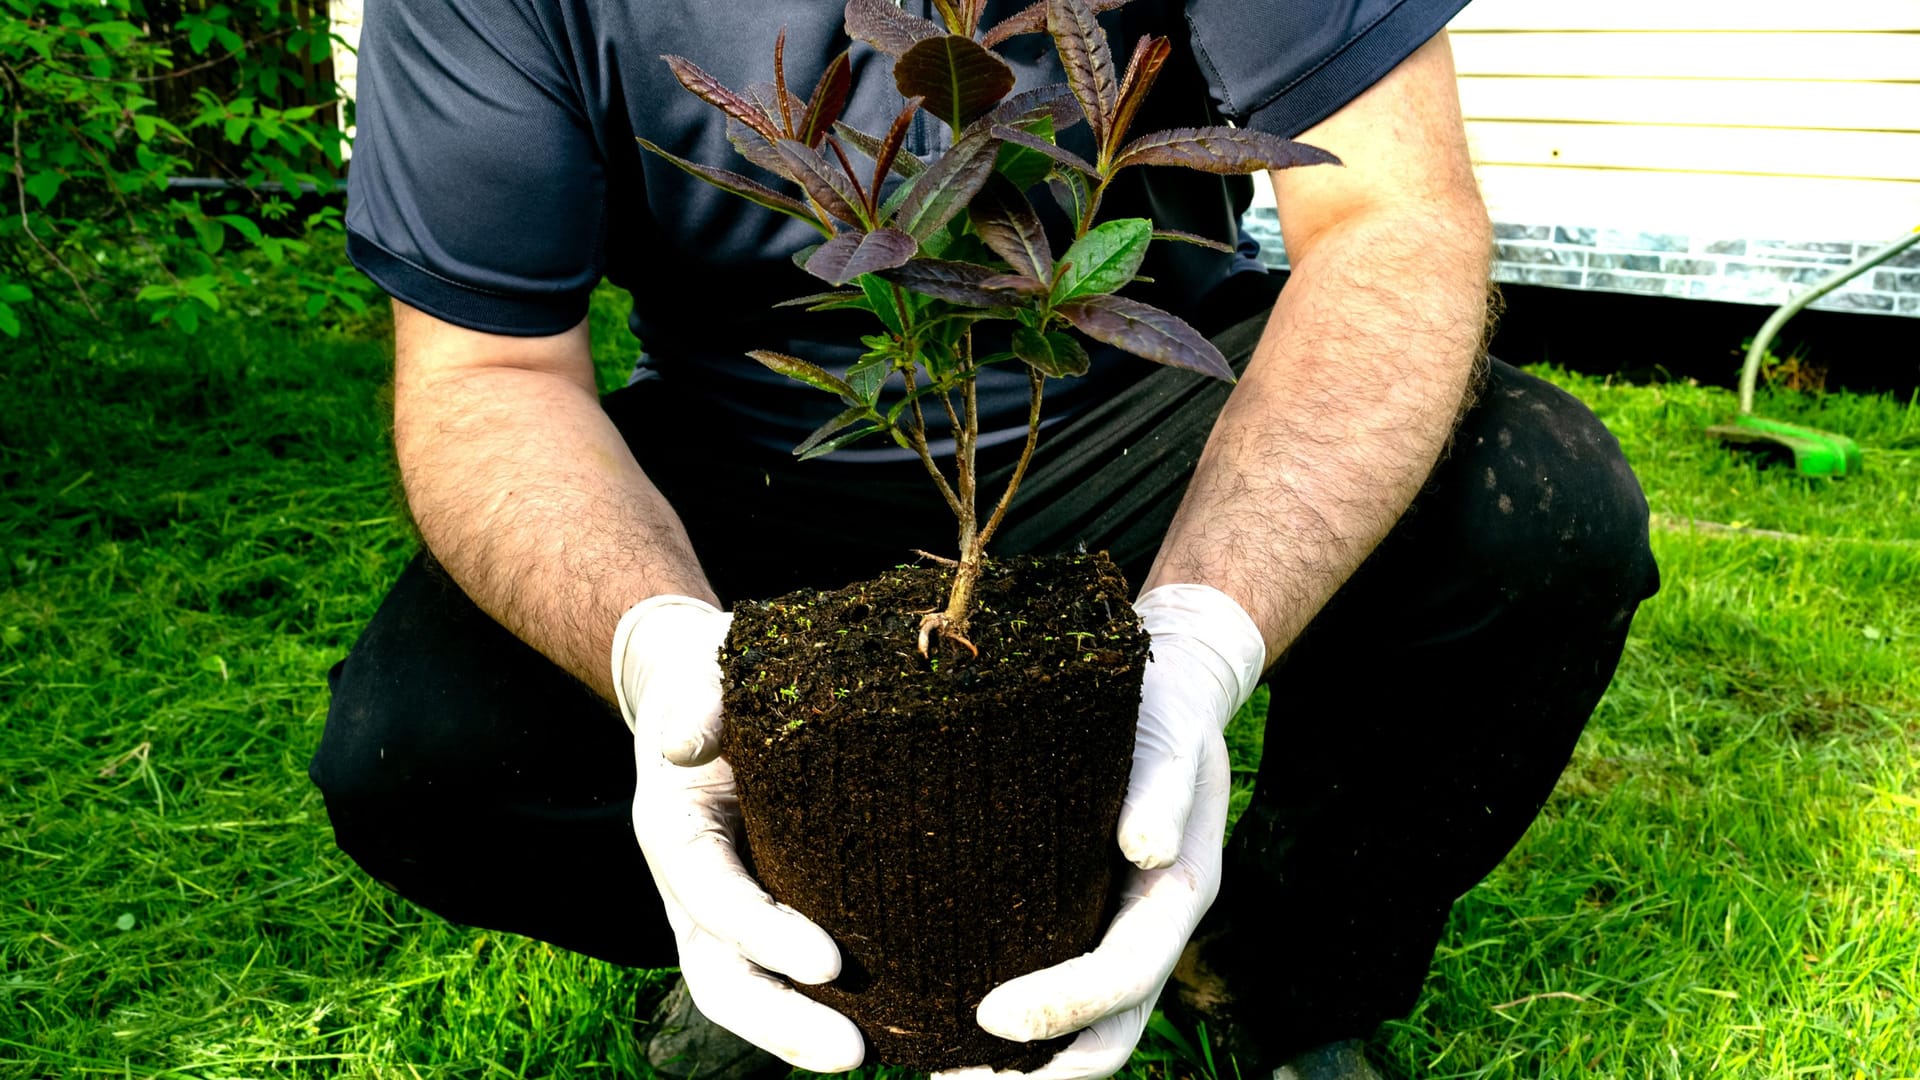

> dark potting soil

[{"left": 719, "top": 551, "right": 1150, "bottom": 1071}]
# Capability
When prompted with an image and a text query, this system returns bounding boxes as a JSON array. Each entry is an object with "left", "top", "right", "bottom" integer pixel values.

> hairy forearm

[
  {"left": 1145, "top": 204, "right": 1491, "bottom": 662},
  {"left": 394, "top": 363, "right": 716, "bottom": 700}
]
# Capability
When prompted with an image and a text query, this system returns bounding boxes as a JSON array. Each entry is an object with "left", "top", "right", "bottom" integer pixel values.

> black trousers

[{"left": 310, "top": 275, "right": 1660, "bottom": 1066}]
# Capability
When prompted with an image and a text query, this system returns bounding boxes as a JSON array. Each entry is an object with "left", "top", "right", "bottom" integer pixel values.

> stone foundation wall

[{"left": 1243, "top": 209, "right": 1920, "bottom": 318}]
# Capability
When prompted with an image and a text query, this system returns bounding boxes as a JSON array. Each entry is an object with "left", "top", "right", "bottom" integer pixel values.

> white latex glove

[
  {"left": 615, "top": 595, "right": 865, "bottom": 1073},
  {"left": 936, "top": 583, "right": 1265, "bottom": 1080}
]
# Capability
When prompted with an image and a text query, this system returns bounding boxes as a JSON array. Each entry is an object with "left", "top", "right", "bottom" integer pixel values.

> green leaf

[
  {"left": 188, "top": 20, "right": 214, "bottom": 54},
  {"left": 193, "top": 216, "right": 224, "bottom": 255},
  {"left": 992, "top": 115, "right": 1056, "bottom": 192},
  {"left": 23, "top": 171, "right": 63, "bottom": 208},
  {"left": 747, "top": 350, "right": 858, "bottom": 400},
  {"left": 0, "top": 284, "right": 31, "bottom": 304},
  {"left": 859, "top": 274, "right": 906, "bottom": 336},
  {"left": 173, "top": 302, "right": 200, "bottom": 334},
  {"left": 1013, "top": 326, "right": 1090, "bottom": 377},
  {"left": 793, "top": 405, "right": 874, "bottom": 457},
  {"left": 844, "top": 352, "right": 891, "bottom": 405},
  {"left": 0, "top": 303, "right": 18, "bottom": 339},
  {"left": 215, "top": 214, "right": 262, "bottom": 244},
  {"left": 990, "top": 124, "right": 1096, "bottom": 178},
  {"left": 305, "top": 293, "right": 328, "bottom": 316},
  {"left": 1055, "top": 293, "right": 1233, "bottom": 380},
  {"left": 1053, "top": 217, "right": 1150, "bottom": 302},
  {"left": 797, "top": 423, "right": 884, "bottom": 461},
  {"left": 885, "top": 378, "right": 954, "bottom": 426},
  {"left": 894, "top": 34, "right": 1015, "bottom": 133},
  {"left": 773, "top": 289, "right": 868, "bottom": 309}
]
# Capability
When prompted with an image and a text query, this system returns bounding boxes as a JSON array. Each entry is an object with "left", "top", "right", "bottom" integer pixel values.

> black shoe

[
  {"left": 1271, "top": 1039, "right": 1384, "bottom": 1080},
  {"left": 643, "top": 978, "right": 791, "bottom": 1080}
]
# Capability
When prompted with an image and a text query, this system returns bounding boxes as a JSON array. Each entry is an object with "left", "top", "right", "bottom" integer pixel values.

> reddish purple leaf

[
  {"left": 844, "top": 0, "right": 942, "bottom": 56},
  {"left": 773, "top": 138, "right": 868, "bottom": 227},
  {"left": 1055, "top": 293, "right": 1234, "bottom": 380},
  {"left": 799, "top": 50, "right": 854, "bottom": 148},
  {"left": 871, "top": 96, "right": 925, "bottom": 188},
  {"left": 878, "top": 258, "right": 1032, "bottom": 308},
  {"left": 636, "top": 137, "right": 825, "bottom": 233},
  {"left": 896, "top": 34, "right": 1016, "bottom": 132},
  {"left": 747, "top": 350, "right": 858, "bottom": 399},
  {"left": 892, "top": 130, "right": 1001, "bottom": 241},
  {"left": 979, "top": 273, "right": 1048, "bottom": 294},
  {"left": 931, "top": 0, "right": 965, "bottom": 34},
  {"left": 1046, "top": 0, "right": 1117, "bottom": 151},
  {"left": 1113, "top": 127, "right": 1343, "bottom": 174},
  {"left": 1151, "top": 228, "right": 1235, "bottom": 253},
  {"left": 743, "top": 81, "right": 806, "bottom": 129},
  {"left": 772, "top": 28, "right": 796, "bottom": 136},
  {"left": 970, "top": 175, "right": 1054, "bottom": 280},
  {"left": 663, "top": 55, "right": 782, "bottom": 143},
  {"left": 991, "top": 124, "right": 1096, "bottom": 177},
  {"left": 980, "top": 0, "right": 1131, "bottom": 49},
  {"left": 963, "top": 0, "right": 990, "bottom": 38},
  {"left": 726, "top": 118, "right": 794, "bottom": 179},
  {"left": 982, "top": 84, "right": 1086, "bottom": 134},
  {"left": 805, "top": 227, "right": 918, "bottom": 285},
  {"left": 1107, "top": 35, "right": 1170, "bottom": 158},
  {"left": 831, "top": 108, "right": 928, "bottom": 185}
]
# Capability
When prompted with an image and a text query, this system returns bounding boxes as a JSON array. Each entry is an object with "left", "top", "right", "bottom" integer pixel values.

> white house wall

[{"left": 319, "top": 0, "right": 1920, "bottom": 316}]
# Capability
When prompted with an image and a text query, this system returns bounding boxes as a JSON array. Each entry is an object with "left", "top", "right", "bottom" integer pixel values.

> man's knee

[
  {"left": 1449, "top": 361, "right": 1659, "bottom": 610},
  {"left": 309, "top": 652, "right": 450, "bottom": 883}
]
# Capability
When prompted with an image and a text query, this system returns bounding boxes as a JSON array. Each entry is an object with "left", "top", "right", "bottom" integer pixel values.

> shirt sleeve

[
  {"left": 1183, "top": 0, "right": 1470, "bottom": 139},
  {"left": 344, "top": 0, "right": 605, "bottom": 336}
]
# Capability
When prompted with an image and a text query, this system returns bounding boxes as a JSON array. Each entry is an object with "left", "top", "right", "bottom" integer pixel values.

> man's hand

[
  {"left": 616, "top": 595, "right": 866, "bottom": 1073},
  {"left": 935, "top": 585, "right": 1265, "bottom": 1080}
]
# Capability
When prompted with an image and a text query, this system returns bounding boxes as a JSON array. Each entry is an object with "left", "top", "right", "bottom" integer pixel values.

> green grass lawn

[{"left": 3, "top": 285, "right": 1916, "bottom": 1078}]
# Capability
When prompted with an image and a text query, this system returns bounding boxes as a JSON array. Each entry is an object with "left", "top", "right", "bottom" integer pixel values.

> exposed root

[{"left": 917, "top": 611, "right": 978, "bottom": 659}]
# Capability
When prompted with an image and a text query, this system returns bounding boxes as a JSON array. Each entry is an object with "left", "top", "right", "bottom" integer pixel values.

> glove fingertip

[
  {"left": 975, "top": 988, "right": 1041, "bottom": 1043},
  {"left": 661, "top": 733, "right": 719, "bottom": 767},
  {"left": 776, "top": 920, "right": 844, "bottom": 985},
  {"left": 1115, "top": 816, "right": 1180, "bottom": 870},
  {"left": 791, "top": 1024, "right": 865, "bottom": 1074}
]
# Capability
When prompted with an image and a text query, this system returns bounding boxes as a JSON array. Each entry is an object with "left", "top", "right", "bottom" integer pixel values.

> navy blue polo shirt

[{"left": 345, "top": 0, "right": 1468, "bottom": 456}]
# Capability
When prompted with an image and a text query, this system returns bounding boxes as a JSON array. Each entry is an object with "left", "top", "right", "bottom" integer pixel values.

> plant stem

[
  {"left": 976, "top": 366, "right": 1044, "bottom": 551},
  {"left": 902, "top": 363, "right": 964, "bottom": 519},
  {"left": 934, "top": 332, "right": 984, "bottom": 643}
]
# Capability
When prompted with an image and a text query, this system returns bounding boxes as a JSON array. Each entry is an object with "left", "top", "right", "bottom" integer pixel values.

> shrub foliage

[{"left": 0, "top": 0, "right": 373, "bottom": 343}]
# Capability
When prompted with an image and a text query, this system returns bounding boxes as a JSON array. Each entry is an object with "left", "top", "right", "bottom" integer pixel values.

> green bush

[{"left": 0, "top": 0, "right": 374, "bottom": 345}]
